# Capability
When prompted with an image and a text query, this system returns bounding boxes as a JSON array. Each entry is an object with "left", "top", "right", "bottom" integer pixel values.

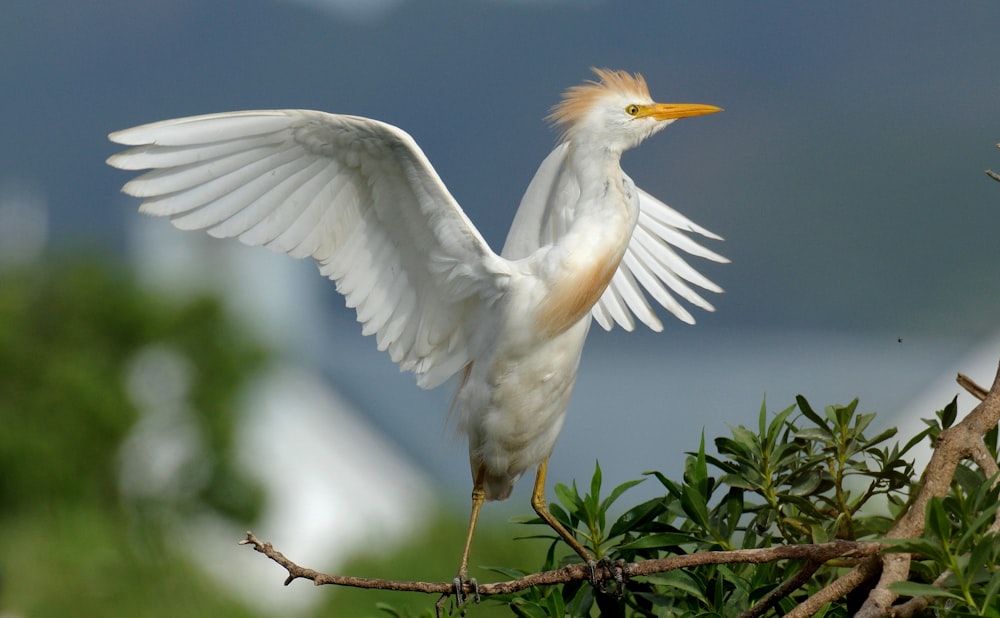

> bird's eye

[{"left": 625, "top": 104, "right": 640, "bottom": 116}]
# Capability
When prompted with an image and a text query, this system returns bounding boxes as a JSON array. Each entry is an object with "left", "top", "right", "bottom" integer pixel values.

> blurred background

[{"left": 2, "top": 0, "right": 999, "bottom": 615}]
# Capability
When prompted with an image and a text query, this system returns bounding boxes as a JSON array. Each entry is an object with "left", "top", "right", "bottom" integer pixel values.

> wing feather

[
  {"left": 598, "top": 272, "right": 635, "bottom": 331},
  {"left": 637, "top": 188, "right": 723, "bottom": 241},
  {"left": 238, "top": 158, "right": 331, "bottom": 246},
  {"left": 505, "top": 142, "right": 725, "bottom": 332},
  {"left": 591, "top": 299, "right": 614, "bottom": 330},
  {"left": 110, "top": 112, "right": 294, "bottom": 146},
  {"left": 109, "top": 109, "right": 509, "bottom": 388},
  {"left": 611, "top": 268, "right": 655, "bottom": 330},
  {"left": 107, "top": 133, "right": 288, "bottom": 170}
]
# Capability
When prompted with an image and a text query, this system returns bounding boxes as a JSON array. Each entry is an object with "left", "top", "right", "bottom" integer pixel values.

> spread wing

[
  {"left": 504, "top": 143, "right": 726, "bottom": 332},
  {"left": 108, "top": 110, "right": 509, "bottom": 388},
  {"left": 591, "top": 187, "right": 728, "bottom": 331}
]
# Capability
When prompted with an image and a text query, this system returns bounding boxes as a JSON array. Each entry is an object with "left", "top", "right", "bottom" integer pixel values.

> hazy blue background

[{"left": 4, "top": 0, "right": 999, "bottom": 501}]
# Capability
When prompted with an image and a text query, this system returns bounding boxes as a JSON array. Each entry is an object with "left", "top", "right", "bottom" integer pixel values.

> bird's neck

[
  {"left": 564, "top": 143, "right": 630, "bottom": 218},
  {"left": 530, "top": 143, "right": 637, "bottom": 338}
]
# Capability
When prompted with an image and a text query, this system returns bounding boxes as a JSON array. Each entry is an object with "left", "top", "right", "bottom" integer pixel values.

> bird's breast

[{"left": 535, "top": 247, "right": 622, "bottom": 337}]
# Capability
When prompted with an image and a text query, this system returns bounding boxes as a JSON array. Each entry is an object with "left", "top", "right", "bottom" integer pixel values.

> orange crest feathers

[{"left": 548, "top": 68, "right": 651, "bottom": 141}]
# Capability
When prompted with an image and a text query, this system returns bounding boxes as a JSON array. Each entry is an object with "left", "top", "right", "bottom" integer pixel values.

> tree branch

[
  {"left": 853, "top": 362, "right": 1000, "bottom": 618},
  {"left": 240, "top": 531, "right": 879, "bottom": 599},
  {"left": 958, "top": 372, "right": 989, "bottom": 401},
  {"left": 987, "top": 143, "right": 1000, "bottom": 183},
  {"left": 784, "top": 555, "right": 882, "bottom": 618}
]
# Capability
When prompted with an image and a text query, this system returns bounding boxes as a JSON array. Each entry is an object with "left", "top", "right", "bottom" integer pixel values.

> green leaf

[
  {"left": 728, "top": 425, "right": 762, "bottom": 459},
  {"left": 645, "top": 470, "right": 680, "bottom": 496},
  {"left": 899, "top": 425, "right": 935, "bottom": 456},
  {"left": 684, "top": 433, "right": 709, "bottom": 489},
  {"left": 375, "top": 602, "right": 407, "bottom": 618},
  {"left": 787, "top": 470, "right": 823, "bottom": 496},
  {"left": 608, "top": 497, "right": 664, "bottom": 538},
  {"left": 955, "top": 505, "right": 1000, "bottom": 553},
  {"left": 713, "top": 436, "right": 749, "bottom": 457},
  {"left": 588, "top": 461, "right": 603, "bottom": 513},
  {"left": 638, "top": 570, "right": 710, "bottom": 606},
  {"left": 544, "top": 584, "right": 565, "bottom": 617},
  {"left": 599, "top": 478, "right": 644, "bottom": 515},
  {"left": 940, "top": 396, "right": 958, "bottom": 428},
  {"left": 882, "top": 537, "right": 947, "bottom": 563},
  {"left": 926, "top": 498, "right": 951, "bottom": 542},
  {"left": 796, "top": 395, "right": 830, "bottom": 435},
  {"left": 509, "top": 598, "right": 549, "bottom": 618},
  {"left": 679, "top": 482, "right": 711, "bottom": 530},
  {"left": 794, "top": 427, "right": 833, "bottom": 442},
  {"left": 863, "top": 427, "right": 898, "bottom": 450},
  {"left": 889, "top": 580, "right": 964, "bottom": 601},
  {"left": 965, "top": 531, "right": 995, "bottom": 580},
  {"left": 486, "top": 566, "right": 530, "bottom": 579},
  {"left": 549, "top": 502, "right": 572, "bottom": 529},
  {"left": 617, "top": 532, "right": 699, "bottom": 550},
  {"left": 767, "top": 403, "right": 798, "bottom": 446},
  {"left": 982, "top": 565, "right": 1000, "bottom": 612},
  {"left": 554, "top": 482, "right": 582, "bottom": 514},
  {"left": 851, "top": 411, "right": 876, "bottom": 438},
  {"left": 831, "top": 400, "right": 859, "bottom": 430}
]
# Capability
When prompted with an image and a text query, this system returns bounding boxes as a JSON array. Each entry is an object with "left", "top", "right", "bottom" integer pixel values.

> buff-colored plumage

[{"left": 106, "top": 68, "right": 724, "bottom": 595}]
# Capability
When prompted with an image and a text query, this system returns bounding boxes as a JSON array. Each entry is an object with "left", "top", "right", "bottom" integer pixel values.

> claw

[
  {"left": 613, "top": 559, "right": 628, "bottom": 586},
  {"left": 451, "top": 576, "right": 480, "bottom": 612},
  {"left": 588, "top": 558, "right": 630, "bottom": 596},
  {"left": 586, "top": 559, "right": 600, "bottom": 587}
]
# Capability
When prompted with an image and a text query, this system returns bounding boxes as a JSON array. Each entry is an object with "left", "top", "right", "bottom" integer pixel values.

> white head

[{"left": 549, "top": 68, "right": 722, "bottom": 152}]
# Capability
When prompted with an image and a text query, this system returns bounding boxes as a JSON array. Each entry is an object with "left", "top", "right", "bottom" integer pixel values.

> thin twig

[
  {"left": 240, "top": 531, "right": 880, "bottom": 598},
  {"left": 738, "top": 559, "right": 823, "bottom": 618}
]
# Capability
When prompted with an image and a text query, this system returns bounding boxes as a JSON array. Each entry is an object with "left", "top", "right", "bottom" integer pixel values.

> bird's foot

[
  {"left": 448, "top": 575, "right": 480, "bottom": 613},
  {"left": 587, "top": 558, "right": 630, "bottom": 596}
]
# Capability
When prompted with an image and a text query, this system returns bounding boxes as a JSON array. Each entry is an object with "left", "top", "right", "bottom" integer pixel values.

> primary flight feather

[{"left": 107, "top": 67, "right": 726, "bottom": 596}]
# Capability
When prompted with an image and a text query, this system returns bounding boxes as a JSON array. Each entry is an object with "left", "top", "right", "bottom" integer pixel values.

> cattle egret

[{"left": 107, "top": 68, "right": 726, "bottom": 599}]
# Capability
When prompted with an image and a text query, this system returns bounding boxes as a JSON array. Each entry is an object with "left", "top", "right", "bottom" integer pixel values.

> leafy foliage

[
  {"left": 0, "top": 256, "right": 267, "bottom": 615},
  {"left": 492, "top": 396, "right": 1000, "bottom": 617}
]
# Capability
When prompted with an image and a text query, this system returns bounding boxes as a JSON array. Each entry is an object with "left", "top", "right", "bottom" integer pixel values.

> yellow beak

[{"left": 635, "top": 102, "right": 723, "bottom": 120}]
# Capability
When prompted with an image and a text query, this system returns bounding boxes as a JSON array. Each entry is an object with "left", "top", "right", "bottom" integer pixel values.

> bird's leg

[
  {"left": 453, "top": 468, "right": 485, "bottom": 607},
  {"left": 530, "top": 458, "right": 596, "bottom": 564},
  {"left": 531, "top": 460, "right": 631, "bottom": 593}
]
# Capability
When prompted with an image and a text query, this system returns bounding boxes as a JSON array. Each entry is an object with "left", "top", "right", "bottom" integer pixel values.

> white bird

[{"left": 107, "top": 68, "right": 725, "bottom": 597}]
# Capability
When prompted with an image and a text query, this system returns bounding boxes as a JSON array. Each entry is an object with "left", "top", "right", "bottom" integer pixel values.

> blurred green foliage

[{"left": 0, "top": 255, "right": 266, "bottom": 615}]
